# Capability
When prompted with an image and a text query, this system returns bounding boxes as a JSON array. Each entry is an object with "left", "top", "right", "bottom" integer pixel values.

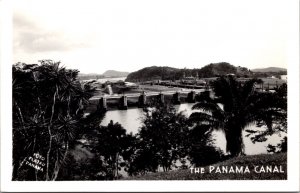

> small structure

[
  {"left": 187, "top": 91, "right": 196, "bottom": 103},
  {"left": 172, "top": 92, "right": 181, "bottom": 104},
  {"left": 181, "top": 72, "right": 206, "bottom": 86},
  {"left": 119, "top": 96, "right": 128, "bottom": 110},
  {"left": 98, "top": 97, "right": 107, "bottom": 111},
  {"left": 157, "top": 93, "right": 164, "bottom": 103},
  {"left": 138, "top": 92, "right": 147, "bottom": 107}
]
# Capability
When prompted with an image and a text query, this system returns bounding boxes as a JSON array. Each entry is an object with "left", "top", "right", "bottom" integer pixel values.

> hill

[
  {"left": 78, "top": 70, "right": 129, "bottom": 80},
  {"left": 125, "top": 62, "right": 252, "bottom": 82},
  {"left": 102, "top": 70, "right": 129, "bottom": 77},
  {"left": 252, "top": 67, "right": 287, "bottom": 73},
  {"left": 125, "top": 66, "right": 181, "bottom": 82},
  {"left": 198, "top": 63, "right": 251, "bottom": 77},
  {"left": 125, "top": 153, "right": 287, "bottom": 180}
]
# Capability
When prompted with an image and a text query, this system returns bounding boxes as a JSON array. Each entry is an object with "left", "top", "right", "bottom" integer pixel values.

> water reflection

[{"left": 101, "top": 108, "right": 144, "bottom": 134}]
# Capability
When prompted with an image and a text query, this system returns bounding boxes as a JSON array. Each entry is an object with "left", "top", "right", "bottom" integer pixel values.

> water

[
  {"left": 101, "top": 103, "right": 285, "bottom": 155},
  {"left": 100, "top": 77, "right": 126, "bottom": 82},
  {"left": 83, "top": 77, "right": 127, "bottom": 84},
  {"left": 101, "top": 108, "right": 144, "bottom": 134}
]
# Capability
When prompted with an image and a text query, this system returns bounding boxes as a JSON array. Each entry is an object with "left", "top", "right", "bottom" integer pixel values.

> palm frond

[{"left": 189, "top": 112, "right": 213, "bottom": 122}]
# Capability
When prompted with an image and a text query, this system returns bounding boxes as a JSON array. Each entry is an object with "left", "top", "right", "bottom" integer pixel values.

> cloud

[
  {"left": 13, "top": 12, "right": 90, "bottom": 54},
  {"left": 12, "top": 0, "right": 289, "bottom": 72}
]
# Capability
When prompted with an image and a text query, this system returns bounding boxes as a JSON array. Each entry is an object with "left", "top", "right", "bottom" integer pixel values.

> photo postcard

[{"left": 0, "top": 0, "right": 299, "bottom": 192}]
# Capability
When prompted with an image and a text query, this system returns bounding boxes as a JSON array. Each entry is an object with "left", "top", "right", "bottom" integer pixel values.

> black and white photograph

[{"left": 0, "top": 0, "right": 299, "bottom": 192}]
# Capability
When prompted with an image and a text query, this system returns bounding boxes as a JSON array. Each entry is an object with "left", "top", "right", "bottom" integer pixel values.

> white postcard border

[{"left": 1, "top": 0, "right": 299, "bottom": 192}]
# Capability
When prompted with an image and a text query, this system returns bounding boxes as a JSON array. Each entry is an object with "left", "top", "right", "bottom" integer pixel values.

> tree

[
  {"left": 189, "top": 76, "right": 268, "bottom": 156},
  {"left": 54, "top": 107, "right": 107, "bottom": 180},
  {"left": 245, "top": 83, "right": 287, "bottom": 143},
  {"left": 83, "top": 120, "right": 135, "bottom": 180},
  {"left": 125, "top": 138, "right": 159, "bottom": 176},
  {"left": 12, "top": 60, "right": 95, "bottom": 180},
  {"left": 130, "top": 101, "right": 190, "bottom": 174}
]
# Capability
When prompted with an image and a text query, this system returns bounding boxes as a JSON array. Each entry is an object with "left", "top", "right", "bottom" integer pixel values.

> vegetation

[
  {"left": 245, "top": 83, "right": 287, "bottom": 143},
  {"left": 126, "top": 153, "right": 287, "bottom": 180},
  {"left": 267, "top": 137, "right": 287, "bottom": 153},
  {"left": 12, "top": 60, "right": 96, "bottom": 180},
  {"left": 189, "top": 76, "right": 287, "bottom": 157},
  {"left": 197, "top": 63, "right": 250, "bottom": 77},
  {"left": 56, "top": 108, "right": 107, "bottom": 180},
  {"left": 57, "top": 100, "right": 220, "bottom": 179},
  {"left": 74, "top": 120, "right": 136, "bottom": 180},
  {"left": 125, "top": 66, "right": 181, "bottom": 82},
  {"left": 187, "top": 125, "right": 225, "bottom": 166},
  {"left": 126, "top": 62, "right": 287, "bottom": 83},
  {"left": 125, "top": 62, "right": 253, "bottom": 82},
  {"left": 12, "top": 61, "right": 287, "bottom": 181},
  {"left": 128, "top": 101, "right": 190, "bottom": 174}
]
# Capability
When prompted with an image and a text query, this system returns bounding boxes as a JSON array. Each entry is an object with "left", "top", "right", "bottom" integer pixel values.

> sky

[{"left": 12, "top": 0, "right": 291, "bottom": 74}]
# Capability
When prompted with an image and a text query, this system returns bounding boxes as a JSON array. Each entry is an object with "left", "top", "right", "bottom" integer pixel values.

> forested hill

[
  {"left": 125, "top": 66, "right": 181, "bottom": 82},
  {"left": 125, "top": 62, "right": 252, "bottom": 82}
]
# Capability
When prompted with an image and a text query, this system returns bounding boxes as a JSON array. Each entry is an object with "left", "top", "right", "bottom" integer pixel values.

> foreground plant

[{"left": 12, "top": 60, "right": 95, "bottom": 180}]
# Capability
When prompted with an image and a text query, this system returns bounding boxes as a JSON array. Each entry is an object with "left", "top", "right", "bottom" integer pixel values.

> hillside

[
  {"left": 125, "top": 62, "right": 252, "bottom": 82},
  {"left": 125, "top": 153, "right": 287, "bottom": 180},
  {"left": 102, "top": 70, "right": 129, "bottom": 77},
  {"left": 252, "top": 67, "right": 287, "bottom": 73}
]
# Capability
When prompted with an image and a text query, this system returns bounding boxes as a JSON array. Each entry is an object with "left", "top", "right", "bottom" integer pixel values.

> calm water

[{"left": 101, "top": 103, "right": 285, "bottom": 155}]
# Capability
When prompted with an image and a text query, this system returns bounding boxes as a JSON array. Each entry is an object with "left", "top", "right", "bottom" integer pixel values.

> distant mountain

[
  {"left": 125, "top": 63, "right": 252, "bottom": 82},
  {"left": 78, "top": 73, "right": 104, "bottom": 80},
  {"left": 102, "top": 70, "right": 129, "bottom": 77},
  {"left": 78, "top": 73, "right": 102, "bottom": 76},
  {"left": 78, "top": 70, "right": 129, "bottom": 80},
  {"left": 251, "top": 67, "right": 287, "bottom": 73}
]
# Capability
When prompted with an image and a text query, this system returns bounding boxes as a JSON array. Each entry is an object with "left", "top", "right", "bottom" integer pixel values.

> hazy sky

[{"left": 13, "top": 0, "right": 290, "bottom": 74}]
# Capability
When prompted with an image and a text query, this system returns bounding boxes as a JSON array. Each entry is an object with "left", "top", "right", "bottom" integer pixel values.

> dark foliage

[
  {"left": 79, "top": 120, "right": 136, "bottom": 180},
  {"left": 188, "top": 125, "right": 225, "bottom": 166},
  {"left": 127, "top": 101, "right": 191, "bottom": 175},
  {"left": 125, "top": 62, "right": 252, "bottom": 82},
  {"left": 12, "top": 60, "right": 96, "bottom": 180},
  {"left": 245, "top": 83, "right": 287, "bottom": 143},
  {"left": 190, "top": 76, "right": 287, "bottom": 157}
]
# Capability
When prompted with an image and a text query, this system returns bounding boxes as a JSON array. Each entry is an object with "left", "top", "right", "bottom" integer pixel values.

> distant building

[{"left": 181, "top": 72, "right": 206, "bottom": 85}]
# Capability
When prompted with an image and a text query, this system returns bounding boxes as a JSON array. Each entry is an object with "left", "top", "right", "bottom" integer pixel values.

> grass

[{"left": 125, "top": 153, "right": 287, "bottom": 180}]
